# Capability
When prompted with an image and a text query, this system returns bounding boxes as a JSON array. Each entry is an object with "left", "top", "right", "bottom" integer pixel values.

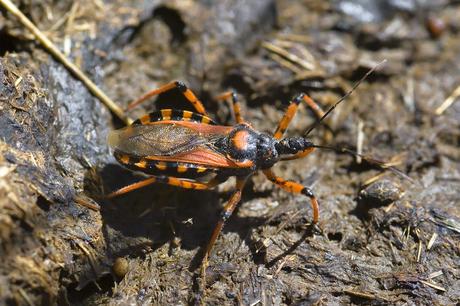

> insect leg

[
  {"left": 106, "top": 175, "right": 224, "bottom": 198},
  {"left": 126, "top": 81, "right": 208, "bottom": 115},
  {"left": 201, "top": 177, "right": 248, "bottom": 281},
  {"left": 273, "top": 93, "right": 325, "bottom": 139},
  {"left": 262, "top": 169, "right": 319, "bottom": 223},
  {"left": 214, "top": 91, "right": 244, "bottom": 123}
]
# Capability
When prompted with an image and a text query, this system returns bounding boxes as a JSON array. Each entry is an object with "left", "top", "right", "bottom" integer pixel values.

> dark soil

[{"left": 0, "top": 1, "right": 459, "bottom": 305}]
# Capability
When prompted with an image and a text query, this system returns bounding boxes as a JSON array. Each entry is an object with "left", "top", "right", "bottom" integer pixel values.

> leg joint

[
  {"left": 175, "top": 81, "right": 187, "bottom": 92},
  {"left": 293, "top": 93, "right": 305, "bottom": 104},
  {"left": 220, "top": 209, "right": 232, "bottom": 222},
  {"left": 301, "top": 187, "right": 314, "bottom": 198},
  {"left": 231, "top": 92, "right": 238, "bottom": 102},
  {"left": 156, "top": 175, "right": 169, "bottom": 184}
]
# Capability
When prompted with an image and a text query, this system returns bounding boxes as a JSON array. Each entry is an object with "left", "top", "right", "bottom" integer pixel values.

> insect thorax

[{"left": 216, "top": 124, "right": 280, "bottom": 170}]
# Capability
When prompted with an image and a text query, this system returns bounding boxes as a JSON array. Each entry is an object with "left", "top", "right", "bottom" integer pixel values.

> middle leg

[
  {"left": 214, "top": 91, "right": 245, "bottom": 124},
  {"left": 201, "top": 176, "right": 248, "bottom": 280}
]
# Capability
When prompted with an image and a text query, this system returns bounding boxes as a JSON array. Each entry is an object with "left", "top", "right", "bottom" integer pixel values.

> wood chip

[
  {"left": 428, "top": 270, "right": 443, "bottom": 279},
  {"left": 343, "top": 289, "right": 376, "bottom": 300},
  {"left": 356, "top": 120, "right": 364, "bottom": 164},
  {"left": 262, "top": 41, "right": 315, "bottom": 70},
  {"left": 419, "top": 280, "right": 446, "bottom": 292},
  {"left": 427, "top": 232, "right": 438, "bottom": 250},
  {"left": 435, "top": 84, "right": 460, "bottom": 115}
]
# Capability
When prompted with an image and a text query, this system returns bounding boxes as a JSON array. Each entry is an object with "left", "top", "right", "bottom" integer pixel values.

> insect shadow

[{"left": 98, "top": 163, "right": 273, "bottom": 266}]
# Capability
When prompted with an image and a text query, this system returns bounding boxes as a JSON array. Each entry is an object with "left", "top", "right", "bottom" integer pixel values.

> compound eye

[
  {"left": 263, "top": 149, "right": 275, "bottom": 160},
  {"left": 289, "top": 137, "right": 304, "bottom": 150}
]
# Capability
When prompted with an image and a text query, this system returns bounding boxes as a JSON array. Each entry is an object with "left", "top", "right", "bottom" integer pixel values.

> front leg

[
  {"left": 263, "top": 169, "right": 319, "bottom": 224},
  {"left": 273, "top": 93, "right": 325, "bottom": 139}
]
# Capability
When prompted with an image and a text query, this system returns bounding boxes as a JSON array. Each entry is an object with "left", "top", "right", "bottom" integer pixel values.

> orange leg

[
  {"left": 126, "top": 81, "right": 208, "bottom": 115},
  {"left": 106, "top": 175, "right": 224, "bottom": 198},
  {"left": 214, "top": 91, "right": 244, "bottom": 124},
  {"left": 303, "top": 94, "right": 325, "bottom": 119},
  {"left": 263, "top": 169, "right": 319, "bottom": 224},
  {"left": 273, "top": 93, "right": 325, "bottom": 139},
  {"left": 201, "top": 177, "right": 248, "bottom": 283}
]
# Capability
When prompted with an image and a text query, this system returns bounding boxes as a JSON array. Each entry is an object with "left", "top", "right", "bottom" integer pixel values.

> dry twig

[
  {"left": 435, "top": 84, "right": 460, "bottom": 115},
  {"left": 0, "top": 0, "right": 131, "bottom": 124}
]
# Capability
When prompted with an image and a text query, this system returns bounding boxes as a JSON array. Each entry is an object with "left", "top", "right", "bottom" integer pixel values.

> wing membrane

[{"left": 108, "top": 122, "right": 224, "bottom": 157}]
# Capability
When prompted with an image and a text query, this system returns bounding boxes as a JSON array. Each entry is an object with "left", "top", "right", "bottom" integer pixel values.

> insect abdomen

[{"left": 113, "top": 151, "right": 214, "bottom": 178}]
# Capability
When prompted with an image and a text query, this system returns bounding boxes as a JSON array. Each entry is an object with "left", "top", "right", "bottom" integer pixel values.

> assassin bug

[{"left": 107, "top": 63, "right": 383, "bottom": 278}]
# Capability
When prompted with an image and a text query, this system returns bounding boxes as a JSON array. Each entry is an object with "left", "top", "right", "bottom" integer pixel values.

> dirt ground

[{"left": 0, "top": 0, "right": 459, "bottom": 305}]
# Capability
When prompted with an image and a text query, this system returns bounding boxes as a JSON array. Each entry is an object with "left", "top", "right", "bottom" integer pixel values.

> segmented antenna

[
  {"left": 311, "top": 144, "right": 415, "bottom": 184},
  {"left": 304, "top": 59, "right": 387, "bottom": 137}
]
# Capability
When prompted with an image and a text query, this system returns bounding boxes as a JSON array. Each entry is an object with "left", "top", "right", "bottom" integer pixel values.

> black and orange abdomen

[{"left": 113, "top": 150, "right": 215, "bottom": 178}]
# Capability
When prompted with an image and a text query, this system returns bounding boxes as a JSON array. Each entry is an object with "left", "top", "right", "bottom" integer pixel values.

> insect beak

[{"left": 279, "top": 147, "right": 316, "bottom": 161}]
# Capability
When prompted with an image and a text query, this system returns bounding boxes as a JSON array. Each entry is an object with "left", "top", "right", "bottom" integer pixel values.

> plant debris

[{"left": 0, "top": 0, "right": 459, "bottom": 305}]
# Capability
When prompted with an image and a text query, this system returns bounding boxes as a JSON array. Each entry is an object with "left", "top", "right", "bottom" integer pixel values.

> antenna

[
  {"left": 304, "top": 59, "right": 387, "bottom": 137},
  {"left": 310, "top": 144, "right": 415, "bottom": 184}
]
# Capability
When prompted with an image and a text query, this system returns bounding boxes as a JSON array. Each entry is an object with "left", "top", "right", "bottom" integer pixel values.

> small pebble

[
  {"left": 359, "top": 179, "right": 403, "bottom": 207},
  {"left": 112, "top": 257, "right": 129, "bottom": 278},
  {"left": 171, "top": 236, "right": 181, "bottom": 248},
  {"left": 426, "top": 16, "right": 446, "bottom": 38}
]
